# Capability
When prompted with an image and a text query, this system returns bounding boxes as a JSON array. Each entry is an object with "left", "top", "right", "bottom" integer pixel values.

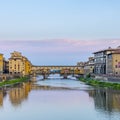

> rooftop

[{"left": 93, "top": 46, "right": 120, "bottom": 54}]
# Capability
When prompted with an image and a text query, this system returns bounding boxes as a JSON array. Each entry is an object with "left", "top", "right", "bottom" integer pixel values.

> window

[{"left": 108, "top": 54, "right": 112, "bottom": 59}]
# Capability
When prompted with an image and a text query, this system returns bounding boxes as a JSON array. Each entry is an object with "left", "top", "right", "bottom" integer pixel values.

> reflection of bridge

[{"left": 31, "top": 65, "right": 84, "bottom": 79}]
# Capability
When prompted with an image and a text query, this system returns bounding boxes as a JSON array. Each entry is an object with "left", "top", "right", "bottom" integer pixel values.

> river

[{"left": 0, "top": 74, "right": 120, "bottom": 120}]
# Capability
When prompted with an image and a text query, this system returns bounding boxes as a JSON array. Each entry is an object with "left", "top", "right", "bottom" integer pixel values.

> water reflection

[
  {"left": 0, "top": 88, "right": 7, "bottom": 107},
  {"left": 89, "top": 88, "right": 120, "bottom": 112},
  {"left": 0, "top": 81, "right": 77, "bottom": 107},
  {"left": 0, "top": 79, "right": 120, "bottom": 120},
  {"left": 0, "top": 91, "right": 3, "bottom": 107},
  {"left": 9, "top": 82, "right": 32, "bottom": 106}
]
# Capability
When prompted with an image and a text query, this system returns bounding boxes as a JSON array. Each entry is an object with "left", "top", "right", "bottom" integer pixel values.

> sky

[
  {"left": 0, "top": 0, "right": 120, "bottom": 65},
  {"left": 0, "top": 40, "right": 120, "bottom": 65}
]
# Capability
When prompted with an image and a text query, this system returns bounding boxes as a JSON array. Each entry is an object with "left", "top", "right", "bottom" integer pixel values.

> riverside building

[
  {"left": 94, "top": 46, "right": 120, "bottom": 76},
  {"left": 84, "top": 57, "right": 94, "bottom": 75},
  {"left": 9, "top": 51, "right": 32, "bottom": 76},
  {"left": 0, "top": 54, "right": 4, "bottom": 74}
]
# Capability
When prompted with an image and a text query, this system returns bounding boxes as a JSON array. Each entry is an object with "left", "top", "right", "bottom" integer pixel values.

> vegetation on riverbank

[
  {"left": 0, "top": 77, "right": 29, "bottom": 87},
  {"left": 79, "top": 77, "right": 120, "bottom": 90}
]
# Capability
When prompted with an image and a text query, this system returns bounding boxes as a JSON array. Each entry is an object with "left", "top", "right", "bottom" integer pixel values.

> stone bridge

[{"left": 31, "top": 65, "right": 84, "bottom": 79}]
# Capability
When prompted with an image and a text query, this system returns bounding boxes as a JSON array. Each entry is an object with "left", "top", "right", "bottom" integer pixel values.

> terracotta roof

[
  {"left": 112, "top": 50, "right": 120, "bottom": 54},
  {"left": 93, "top": 48, "right": 120, "bottom": 54}
]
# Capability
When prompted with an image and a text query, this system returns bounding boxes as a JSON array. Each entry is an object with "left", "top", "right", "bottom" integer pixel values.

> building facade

[
  {"left": 107, "top": 51, "right": 120, "bottom": 75},
  {"left": 9, "top": 51, "right": 32, "bottom": 76},
  {"left": 0, "top": 54, "right": 4, "bottom": 74},
  {"left": 3, "top": 60, "right": 9, "bottom": 73},
  {"left": 84, "top": 57, "right": 94, "bottom": 75},
  {"left": 94, "top": 46, "right": 120, "bottom": 75},
  {"left": 94, "top": 50, "right": 106, "bottom": 74}
]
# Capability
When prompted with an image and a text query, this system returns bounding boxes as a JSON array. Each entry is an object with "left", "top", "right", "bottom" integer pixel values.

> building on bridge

[{"left": 31, "top": 65, "right": 84, "bottom": 78}]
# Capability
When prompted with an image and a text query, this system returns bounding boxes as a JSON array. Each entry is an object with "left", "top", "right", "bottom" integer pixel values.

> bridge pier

[
  {"left": 30, "top": 73, "right": 37, "bottom": 82},
  {"left": 72, "top": 73, "right": 75, "bottom": 77},
  {"left": 63, "top": 74, "right": 68, "bottom": 79},
  {"left": 31, "top": 77, "right": 37, "bottom": 82},
  {"left": 43, "top": 74, "right": 49, "bottom": 79}
]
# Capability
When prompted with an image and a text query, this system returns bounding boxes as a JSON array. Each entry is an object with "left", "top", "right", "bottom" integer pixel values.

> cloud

[
  {"left": 0, "top": 39, "right": 120, "bottom": 65},
  {"left": 1, "top": 39, "right": 120, "bottom": 53}
]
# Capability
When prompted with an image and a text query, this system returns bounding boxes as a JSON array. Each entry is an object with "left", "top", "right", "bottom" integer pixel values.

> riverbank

[
  {"left": 0, "top": 77, "right": 29, "bottom": 87},
  {"left": 79, "top": 77, "right": 120, "bottom": 90}
]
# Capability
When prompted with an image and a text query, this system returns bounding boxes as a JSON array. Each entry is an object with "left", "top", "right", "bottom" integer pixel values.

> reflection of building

[
  {"left": 9, "top": 51, "right": 32, "bottom": 76},
  {"left": 94, "top": 46, "right": 120, "bottom": 75},
  {"left": 9, "top": 88, "right": 25, "bottom": 106},
  {"left": 89, "top": 89, "right": 120, "bottom": 112},
  {"left": 0, "top": 54, "right": 4, "bottom": 74},
  {"left": 0, "top": 91, "right": 3, "bottom": 107},
  {"left": 0, "top": 90, "right": 7, "bottom": 107},
  {"left": 9, "top": 82, "right": 32, "bottom": 106},
  {"left": 23, "top": 82, "right": 32, "bottom": 98}
]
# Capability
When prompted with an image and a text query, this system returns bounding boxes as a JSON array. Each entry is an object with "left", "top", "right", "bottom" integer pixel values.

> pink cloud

[
  {"left": 0, "top": 39, "right": 120, "bottom": 53},
  {"left": 0, "top": 39, "right": 120, "bottom": 64}
]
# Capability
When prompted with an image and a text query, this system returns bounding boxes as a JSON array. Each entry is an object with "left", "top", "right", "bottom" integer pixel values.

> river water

[{"left": 0, "top": 74, "right": 120, "bottom": 120}]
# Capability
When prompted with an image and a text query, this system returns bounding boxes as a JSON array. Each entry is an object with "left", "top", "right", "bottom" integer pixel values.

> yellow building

[
  {"left": 24, "top": 57, "right": 32, "bottom": 75},
  {"left": 74, "top": 68, "right": 84, "bottom": 75},
  {"left": 107, "top": 51, "right": 120, "bottom": 75},
  {"left": 0, "top": 54, "right": 4, "bottom": 74},
  {"left": 9, "top": 51, "right": 32, "bottom": 76}
]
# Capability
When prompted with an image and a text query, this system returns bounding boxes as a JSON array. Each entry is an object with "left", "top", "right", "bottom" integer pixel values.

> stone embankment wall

[
  {"left": 0, "top": 74, "right": 14, "bottom": 82},
  {"left": 94, "top": 75, "right": 120, "bottom": 83}
]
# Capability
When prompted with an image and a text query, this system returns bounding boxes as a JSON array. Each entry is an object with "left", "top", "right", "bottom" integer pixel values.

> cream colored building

[
  {"left": 9, "top": 51, "right": 32, "bottom": 76},
  {"left": 84, "top": 57, "right": 94, "bottom": 75}
]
